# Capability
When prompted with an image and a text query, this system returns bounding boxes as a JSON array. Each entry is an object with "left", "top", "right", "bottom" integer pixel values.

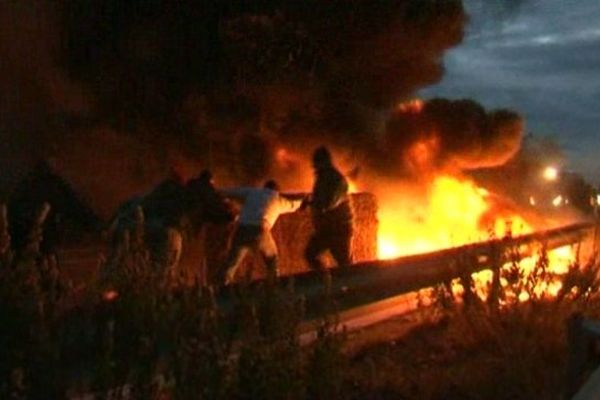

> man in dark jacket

[{"left": 304, "top": 146, "right": 354, "bottom": 270}]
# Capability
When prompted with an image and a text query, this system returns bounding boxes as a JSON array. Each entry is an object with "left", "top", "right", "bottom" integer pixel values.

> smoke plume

[
  {"left": 0, "top": 0, "right": 528, "bottom": 215},
  {"left": 385, "top": 98, "right": 524, "bottom": 176}
]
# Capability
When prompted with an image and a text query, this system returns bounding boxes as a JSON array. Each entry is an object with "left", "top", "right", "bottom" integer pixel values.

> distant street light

[
  {"left": 552, "top": 195, "right": 563, "bottom": 207},
  {"left": 543, "top": 166, "right": 559, "bottom": 181}
]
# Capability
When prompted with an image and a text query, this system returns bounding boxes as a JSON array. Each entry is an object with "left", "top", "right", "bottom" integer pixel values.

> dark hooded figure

[{"left": 305, "top": 146, "right": 354, "bottom": 270}]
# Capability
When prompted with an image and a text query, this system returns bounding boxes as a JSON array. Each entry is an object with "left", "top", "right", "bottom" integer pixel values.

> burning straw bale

[{"left": 180, "top": 193, "right": 378, "bottom": 282}]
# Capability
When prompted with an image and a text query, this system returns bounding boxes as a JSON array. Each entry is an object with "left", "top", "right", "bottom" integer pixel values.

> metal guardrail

[{"left": 218, "top": 221, "right": 595, "bottom": 331}]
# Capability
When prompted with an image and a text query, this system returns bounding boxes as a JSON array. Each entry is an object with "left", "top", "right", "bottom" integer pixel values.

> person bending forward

[{"left": 221, "top": 180, "right": 303, "bottom": 285}]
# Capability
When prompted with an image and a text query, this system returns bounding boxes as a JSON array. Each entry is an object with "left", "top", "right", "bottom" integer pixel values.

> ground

[{"left": 338, "top": 301, "right": 576, "bottom": 400}]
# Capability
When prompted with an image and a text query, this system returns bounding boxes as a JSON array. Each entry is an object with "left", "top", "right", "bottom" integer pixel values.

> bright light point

[
  {"left": 552, "top": 195, "right": 563, "bottom": 207},
  {"left": 518, "top": 292, "right": 530, "bottom": 302},
  {"left": 529, "top": 196, "right": 536, "bottom": 206},
  {"left": 543, "top": 166, "right": 558, "bottom": 181},
  {"left": 348, "top": 180, "right": 358, "bottom": 193},
  {"left": 378, "top": 238, "right": 400, "bottom": 260},
  {"left": 397, "top": 99, "right": 424, "bottom": 113}
]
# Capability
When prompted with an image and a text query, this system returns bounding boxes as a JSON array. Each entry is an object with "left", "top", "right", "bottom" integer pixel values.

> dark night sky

[{"left": 421, "top": 0, "right": 600, "bottom": 183}]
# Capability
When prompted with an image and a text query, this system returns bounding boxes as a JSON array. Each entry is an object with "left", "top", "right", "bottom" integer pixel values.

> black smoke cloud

[
  {"left": 385, "top": 98, "right": 523, "bottom": 174},
  {"left": 1, "top": 0, "right": 473, "bottom": 209},
  {"left": 61, "top": 1, "right": 465, "bottom": 166}
]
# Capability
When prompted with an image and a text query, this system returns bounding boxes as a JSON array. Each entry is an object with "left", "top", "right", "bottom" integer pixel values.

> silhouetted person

[
  {"left": 220, "top": 180, "right": 304, "bottom": 285},
  {"left": 106, "top": 168, "right": 234, "bottom": 282},
  {"left": 185, "top": 169, "right": 235, "bottom": 284},
  {"left": 185, "top": 169, "right": 234, "bottom": 229},
  {"left": 304, "top": 146, "right": 354, "bottom": 270},
  {"left": 142, "top": 168, "right": 188, "bottom": 229},
  {"left": 8, "top": 160, "right": 100, "bottom": 255}
]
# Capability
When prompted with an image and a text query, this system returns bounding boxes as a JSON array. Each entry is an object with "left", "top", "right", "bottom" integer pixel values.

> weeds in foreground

[
  {"left": 344, "top": 235, "right": 600, "bottom": 400},
  {"left": 4, "top": 201, "right": 600, "bottom": 399},
  {"left": 0, "top": 204, "right": 345, "bottom": 399}
]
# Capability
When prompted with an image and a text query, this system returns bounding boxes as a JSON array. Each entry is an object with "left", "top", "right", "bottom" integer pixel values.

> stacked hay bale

[{"left": 179, "top": 193, "right": 378, "bottom": 283}]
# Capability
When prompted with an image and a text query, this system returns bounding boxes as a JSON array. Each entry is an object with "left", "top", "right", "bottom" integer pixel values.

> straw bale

[{"left": 179, "top": 193, "right": 378, "bottom": 283}]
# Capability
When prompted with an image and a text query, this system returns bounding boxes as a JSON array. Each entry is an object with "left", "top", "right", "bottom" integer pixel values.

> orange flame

[
  {"left": 376, "top": 175, "right": 531, "bottom": 259},
  {"left": 397, "top": 99, "right": 425, "bottom": 113},
  {"left": 372, "top": 173, "right": 577, "bottom": 302}
]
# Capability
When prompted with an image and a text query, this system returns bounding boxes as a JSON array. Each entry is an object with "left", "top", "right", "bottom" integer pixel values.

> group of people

[
  {"left": 219, "top": 146, "right": 354, "bottom": 285},
  {"left": 105, "top": 145, "right": 353, "bottom": 286}
]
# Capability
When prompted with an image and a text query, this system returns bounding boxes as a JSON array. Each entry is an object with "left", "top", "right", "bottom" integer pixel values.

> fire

[
  {"left": 376, "top": 175, "right": 531, "bottom": 260},
  {"left": 397, "top": 99, "right": 424, "bottom": 113},
  {"left": 405, "top": 137, "right": 440, "bottom": 174},
  {"left": 372, "top": 172, "right": 578, "bottom": 303},
  {"left": 348, "top": 179, "right": 358, "bottom": 194},
  {"left": 462, "top": 244, "right": 577, "bottom": 304},
  {"left": 271, "top": 144, "right": 577, "bottom": 303}
]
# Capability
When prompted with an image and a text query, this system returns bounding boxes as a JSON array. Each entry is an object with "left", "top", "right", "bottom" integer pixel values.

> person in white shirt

[{"left": 220, "top": 179, "right": 304, "bottom": 285}]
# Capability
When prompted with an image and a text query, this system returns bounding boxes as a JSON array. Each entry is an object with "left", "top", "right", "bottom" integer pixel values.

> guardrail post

[
  {"left": 459, "top": 252, "right": 476, "bottom": 305},
  {"left": 488, "top": 242, "right": 502, "bottom": 306}
]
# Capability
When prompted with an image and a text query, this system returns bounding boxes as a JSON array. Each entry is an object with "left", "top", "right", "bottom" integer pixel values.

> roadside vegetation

[
  {"left": 1, "top": 203, "right": 599, "bottom": 399},
  {"left": 342, "top": 241, "right": 600, "bottom": 400},
  {"left": 0, "top": 204, "right": 345, "bottom": 399}
]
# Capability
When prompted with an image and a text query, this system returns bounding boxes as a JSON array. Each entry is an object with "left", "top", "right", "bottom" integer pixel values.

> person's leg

[
  {"left": 223, "top": 244, "right": 250, "bottom": 285},
  {"left": 165, "top": 227, "right": 183, "bottom": 281},
  {"left": 258, "top": 229, "right": 279, "bottom": 282},
  {"left": 329, "top": 223, "right": 353, "bottom": 268},
  {"left": 304, "top": 230, "right": 328, "bottom": 271},
  {"left": 222, "top": 227, "right": 253, "bottom": 285}
]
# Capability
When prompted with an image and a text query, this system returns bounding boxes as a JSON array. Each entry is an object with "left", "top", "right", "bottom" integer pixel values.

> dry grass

[{"left": 341, "top": 243, "right": 600, "bottom": 400}]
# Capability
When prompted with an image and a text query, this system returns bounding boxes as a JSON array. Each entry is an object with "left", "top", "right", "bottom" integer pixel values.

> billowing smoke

[
  {"left": 0, "top": 2, "right": 91, "bottom": 189},
  {"left": 3, "top": 0, "right": 524, "bottom": 216},
  {"left": 384, "top": 98, "right": 524, "bottom": 176},
  {"left": 58, "top": 0, "right": 467, "bottom": 180}
]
